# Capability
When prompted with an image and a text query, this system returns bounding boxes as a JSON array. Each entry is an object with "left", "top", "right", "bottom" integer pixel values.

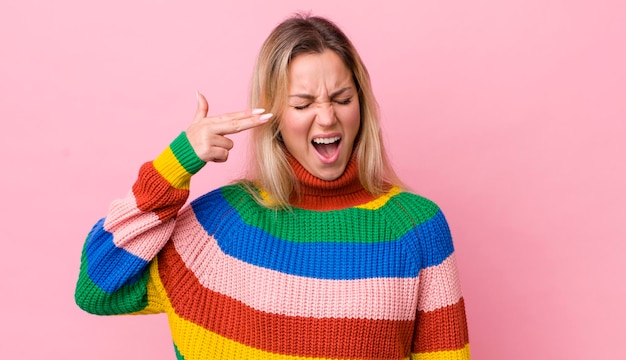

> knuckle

[{"left": 231, "top": 120, "right": 242, "bottom": 132}]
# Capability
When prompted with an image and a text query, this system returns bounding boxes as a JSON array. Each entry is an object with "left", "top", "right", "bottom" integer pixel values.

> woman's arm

[
  {"left": 74, "top": 132, "right": 205, "bottom": 315},
  {"left": 74, "top": 93, "right": 272, "bottom": 315},
  {"left": 411, "top": 209, "right": 471, "bottom": 359}
]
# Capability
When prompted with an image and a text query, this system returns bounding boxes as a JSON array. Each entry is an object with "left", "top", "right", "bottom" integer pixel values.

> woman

[{"left": 75, "top": 14, "right": 470, "bottom": 360}]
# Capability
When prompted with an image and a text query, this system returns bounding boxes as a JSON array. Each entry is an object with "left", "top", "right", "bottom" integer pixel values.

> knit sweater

[{"left": 75, "top": 132, "right": 470, "bottom": 359}]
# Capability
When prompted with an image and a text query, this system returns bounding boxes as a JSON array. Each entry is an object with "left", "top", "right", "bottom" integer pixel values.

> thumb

[{"left": 195, "top": 91, "right": 209, "bottom": 120}]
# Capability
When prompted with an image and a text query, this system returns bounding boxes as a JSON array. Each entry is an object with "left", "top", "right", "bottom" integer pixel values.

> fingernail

[
  {"left": 196, "top": 90, "right": 200, "bottom": 102},
  {"left": 259, "top": 113, "right": 273, "bottom": 122},
  {"left": 252, "top": 108, "right": 265, "bottom": 115}
]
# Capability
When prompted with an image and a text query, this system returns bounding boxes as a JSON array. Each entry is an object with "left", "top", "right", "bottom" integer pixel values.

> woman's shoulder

[
  {"left": 374, "top": 187, "right": 448, "bottom": 230},
  {"left": 382, "top": 186, "right": 441, "bottom": 213},
  {"left": 385, "top": 189, "right": 454, "bottom": 259}
]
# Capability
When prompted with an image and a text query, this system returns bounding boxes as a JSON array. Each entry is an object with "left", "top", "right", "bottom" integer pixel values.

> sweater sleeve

[
  {"left": 74, "top": 132, "right": 205, "bottom": 315},
  {"left": 411, "top": 208, "right": 471, "bottom": 359}
]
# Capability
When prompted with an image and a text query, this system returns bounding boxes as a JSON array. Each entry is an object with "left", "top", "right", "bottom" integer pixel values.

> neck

[{"left": 288, "top": 155, "right": 376, "bottom": 210}]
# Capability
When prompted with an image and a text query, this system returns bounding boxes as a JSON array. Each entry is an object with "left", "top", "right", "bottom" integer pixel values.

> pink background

[{"left": 1, "top": 0, "right": 624, "bottom": 358}]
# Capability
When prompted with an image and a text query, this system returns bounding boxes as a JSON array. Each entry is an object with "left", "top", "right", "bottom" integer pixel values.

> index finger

[{"left": 213, "top": 112, "right": 273, "bottom": 135}]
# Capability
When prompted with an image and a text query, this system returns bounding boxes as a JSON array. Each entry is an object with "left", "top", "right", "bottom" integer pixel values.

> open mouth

[{"left": 312, "top": 136, "right": 341, "bottom": 159}]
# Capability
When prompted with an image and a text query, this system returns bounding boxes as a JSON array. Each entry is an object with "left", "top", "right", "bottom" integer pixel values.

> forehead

[{"left": 287, "top": 50, "right": 354, "bottom": 92}]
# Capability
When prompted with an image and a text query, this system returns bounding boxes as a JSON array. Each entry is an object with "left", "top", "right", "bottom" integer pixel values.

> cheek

[
  {"left": 280, "top": 112, "right": 313, "bottom": 144},
  {"left": 338, "top": 104, "right": 361, "bottom": 138}
]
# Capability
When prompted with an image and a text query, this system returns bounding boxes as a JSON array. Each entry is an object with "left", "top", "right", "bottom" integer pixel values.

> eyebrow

[{"left": 288, "top": 87, "right": 353, "bottom": 100}]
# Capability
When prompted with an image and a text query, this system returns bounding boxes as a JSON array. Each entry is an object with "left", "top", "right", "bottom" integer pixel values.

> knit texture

[{"left": 75, "top": 132, "right": 470, "bottom": 359}]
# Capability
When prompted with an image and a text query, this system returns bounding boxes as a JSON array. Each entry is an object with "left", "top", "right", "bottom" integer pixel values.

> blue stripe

[
  {"left": 423, "top": 210, "right": 455, "bottom": 267},
  {"left": 403, "top": 210, "right": 455, "bottom": 269},
  {"left": 191, "top": 191, "right": 454, "bottom": 279},
  {"left": 84, "top": 218, "right": 149, "bottom": 293}
]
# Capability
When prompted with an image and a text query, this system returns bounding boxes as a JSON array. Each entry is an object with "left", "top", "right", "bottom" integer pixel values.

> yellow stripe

[
  {"left": 412, "top": 344, "right": 471, "bottom": 360},
  {"left": 355, "top": 186, "right": 402, "bottom": 210},
  {"left": 153, "top": 147, "right": 192, "bottom": 190},
  {"left": 259, "top": 189, "right": 277, "bottom": 207},
  {"left": 259, "top": 186, "right": 403, "bottom": 210},
  {"left": 130, "top": 261, "right": 166, "bottom": 315}
]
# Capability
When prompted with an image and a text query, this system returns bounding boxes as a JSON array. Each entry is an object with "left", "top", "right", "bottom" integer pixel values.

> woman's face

[{"left": 280, "top": 49, "right": 361, "bottom": 181}]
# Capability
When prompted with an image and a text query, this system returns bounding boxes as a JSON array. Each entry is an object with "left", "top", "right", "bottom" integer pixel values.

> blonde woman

[{"left": 75, "top": 14, "right": 470, "bottom": 360}]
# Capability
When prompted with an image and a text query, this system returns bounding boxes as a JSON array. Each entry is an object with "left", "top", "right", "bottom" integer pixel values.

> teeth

[{"left": 312, "top": 136, "right": 340, "bottom": 144}]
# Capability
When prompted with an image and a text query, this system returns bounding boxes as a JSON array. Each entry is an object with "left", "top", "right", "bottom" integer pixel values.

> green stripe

[
  {"left": 174, "top": 342, "right": 184, "bottom": 359},
  {"left": 170, "top": 132, "right": 205, "bottom": 174},
  {"left": 75, "top": 240, "right": 150, "bottom": 315},
  {"left": 220, "top": 185, "right": 440, "bottom": 243}
]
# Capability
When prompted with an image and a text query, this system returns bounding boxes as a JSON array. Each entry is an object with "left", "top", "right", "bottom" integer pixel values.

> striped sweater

[{"left": 75, "top": 132, "right": 470, "bottom": 359}]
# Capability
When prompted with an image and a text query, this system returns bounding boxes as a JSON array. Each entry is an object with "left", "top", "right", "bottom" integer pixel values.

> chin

[
  {"left": 314, "top": 163, "right": 348, "bottom": 181},
  {"left": 317, "top": 173, "right": 341, "bottom": 181}
]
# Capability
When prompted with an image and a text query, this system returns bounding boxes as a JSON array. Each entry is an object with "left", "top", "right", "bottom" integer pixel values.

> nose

[{"left": 314, "top": 101, "right": 336, "bottom": 127}]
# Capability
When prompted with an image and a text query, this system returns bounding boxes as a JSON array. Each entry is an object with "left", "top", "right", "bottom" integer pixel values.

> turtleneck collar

[{"left": 287, "top": 154, "right": 377, "bottom": 210}]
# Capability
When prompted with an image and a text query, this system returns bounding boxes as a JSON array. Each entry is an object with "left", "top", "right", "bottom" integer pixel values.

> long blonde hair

[{"left": 245, "top": 14, "right": 401, "bottom": 208}]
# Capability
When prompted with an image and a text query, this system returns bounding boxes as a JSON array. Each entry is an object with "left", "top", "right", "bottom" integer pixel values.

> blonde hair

[{"left": 245, "top": 14, "right": 402, "bottom": 208}]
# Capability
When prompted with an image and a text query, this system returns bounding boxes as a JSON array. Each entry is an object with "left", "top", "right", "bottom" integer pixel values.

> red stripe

[
  {"left": 412, "top": 298, "right": 469, "bottom": 353},
  {"left": 132, "top": 162, "right": 189, "bottom": 222},
  {"left": 158, "top": 241, "right": 414, "bottom": 359}
]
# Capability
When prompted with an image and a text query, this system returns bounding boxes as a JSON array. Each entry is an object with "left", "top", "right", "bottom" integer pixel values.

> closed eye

[
  {"left": 334, "top": 97, "right": 353, "bottom": 105},
  {"left": 293, "top": 103, "right": 312, "bottom": 110}
]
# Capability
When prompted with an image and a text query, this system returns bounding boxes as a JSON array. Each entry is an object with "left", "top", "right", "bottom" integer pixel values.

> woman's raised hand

[{"left": 186, "top": 92, "right": 272, "bottom": 163}]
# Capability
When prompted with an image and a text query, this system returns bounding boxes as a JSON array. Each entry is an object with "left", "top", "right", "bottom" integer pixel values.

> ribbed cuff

[
  {"left": 169, "top": 132, "right": 206, "bottom": 174},
  {"left": 152, "top": 132, "right": 206, "bottom": 189}
]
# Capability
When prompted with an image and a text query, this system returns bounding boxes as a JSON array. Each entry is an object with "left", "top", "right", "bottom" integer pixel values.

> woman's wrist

[{"left": 152, "top": 132, "right": 206, "bottom": 189}]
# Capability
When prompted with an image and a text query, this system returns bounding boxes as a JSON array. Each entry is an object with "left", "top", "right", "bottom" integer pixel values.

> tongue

[{"left": 313, "top": 142, "right": 339, "bottom": 158}]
